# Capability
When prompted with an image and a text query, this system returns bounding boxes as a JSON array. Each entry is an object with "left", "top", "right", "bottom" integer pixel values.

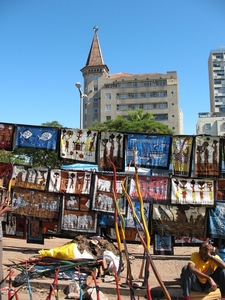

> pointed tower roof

[{"left": 81, "top": 26, "right": 109, "bottom": 74}]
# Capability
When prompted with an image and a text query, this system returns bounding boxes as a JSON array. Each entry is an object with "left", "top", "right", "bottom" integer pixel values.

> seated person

[{"left": 180, "top": 241, "right": 225, "bottom": 300}]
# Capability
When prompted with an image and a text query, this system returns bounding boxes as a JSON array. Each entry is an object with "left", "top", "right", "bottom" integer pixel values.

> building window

[
  {"left": 106, "top": 93, "right": 111, "bottom": 100},
  {"left": 205, "top": 123, "right": 211, "bottom": 130},
  {"left": 106, "top": 116, "right": 111, "bottom": 121},
  {"left": 93, "top": 74, "right": 98, "bottom": 80},
  {"left": 93, "top": 97, "right": 98, "bottom": 103},
  {"left": 93, "top": 108, "right": 98, "bottom": 114},
  {"left": 93, "top": 118, "right": 98, "bottom": 122},
  {"left": 94, "top": 85, "right": 98, "bottom": 91},
  {"left": 117, "top": 105, "right": 129, "bottom": 111},
  {"left": 154, "top": 114, "right": 168, "bottom": 121},
  {"left": 106, "top": 104, "right": 111, "bottom": 111}
]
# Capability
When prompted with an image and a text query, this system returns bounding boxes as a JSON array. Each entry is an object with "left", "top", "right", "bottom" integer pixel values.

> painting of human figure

[
  {"left": 0, "top": 123, "right": 15, "bottom": 150},
  {"left": 194, "top": 135, "right": 221, "bottom": 177}
]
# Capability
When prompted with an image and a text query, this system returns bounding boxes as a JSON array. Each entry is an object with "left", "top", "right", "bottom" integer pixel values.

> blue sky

[{"left": 0, "top": 0, "right": 225, "bottom": 135}]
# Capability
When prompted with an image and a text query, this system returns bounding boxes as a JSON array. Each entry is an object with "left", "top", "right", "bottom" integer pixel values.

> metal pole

[{"left": 75, "top": 82, "right": 84, "bottom": 129}]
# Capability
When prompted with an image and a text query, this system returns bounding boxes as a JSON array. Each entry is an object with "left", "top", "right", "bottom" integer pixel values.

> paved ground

[{"left": 1, "top": 237, "right": 198, "bottom": 299}]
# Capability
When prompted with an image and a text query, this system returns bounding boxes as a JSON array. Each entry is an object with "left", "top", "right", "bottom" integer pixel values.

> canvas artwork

[
  {"left": 194, "top": 135, "right": 221, "bottom": 177},
  {"left": 0, "top": 123, "right": 15, "bottom": 151},
  {"left": 172, "top": 135, "right": 193, "bottom": 177},
  {"left": 0, "top": 163, "right": 13, "bottom": 189},
  {"left": 108, "top": 227, "right": 145, "bottom": 242},
  {"left": 126, "top": 134, "right": 171, "bottom": 169},
  {"left": 92, "top": 174, "right": 126, "bottom": 215},
  {"left": 61, "top": 210, "right": 97, "bottom": 233},
  {"left": 129, "top": 176, "right": 170, "bottom": 203},
  {"left": 217, "top": 179, "right": 225, "bottom": 201},
  {"left": 48, "top": 169, "right": 92, "bottom": 195},
  {"left": 15, "top": 125, "right": 59, "bottom": 150},
  {"left": 27, "top": 219, "right": 44, "bottom": 244},
  {"left": 152, "top": 204, "right": 206, "bottom": 237},
  {"left": 98, "top": 131, "right": 125, "bottom": 172},
  {"left": 12, "top": 165, "right": 48, "bottom": 191},
  {"left": 124, "top": 200, "right": 150, "bottom": 229},
  {"left": 2, "top": 215, "right": 26, "bottom": 238},
  {"left": 11, "top": 188, "right": 60, "bottom": 220},
  {"left": 153, "top": 234, "right": 174, "bottom": 255},
  {"left": 60, "top": 128, "right": 98, "bottom": 164},
  {"left": 63, "top": 194, "right": 91, "bottom": 212},
  {"left": 171, "top": 177, "right": 215, "bottom": 206},
  {"left": 208, "top": 201, "right": 225, "bottom": 239}
]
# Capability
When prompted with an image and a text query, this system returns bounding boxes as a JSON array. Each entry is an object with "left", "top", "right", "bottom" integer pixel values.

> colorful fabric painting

[
  {"left": 129, "top": 175, "right": 170, "bottom": 203},
  {"left": 171, "top": 177, "right": 215, "bottom": 206},
  {"left": 153, "top": 234, "right": 174, "bottom": 255},
  {"left": 126, "top": 134, "right": 171, "bottom": 169},
  {"left": 12, "top": 165, "right": 48, "bottom": 191},
  {"left": 0, "top": 163, "right": 13, "bottom": 189},
  {"left": 60, "top": 128, "right": 98, "bottom": 164},
  {"left": 61, "top": 210, "right": 97, "bottom": 233},
  {"left": 208, "top": 202, "right": 225, "bottom": 239},
  {"left": 63, "top": 194, "right": 91, "bottom": 212},
  {"left": 0, "top": 123, "right": 15, "bottom": 151},
  {"left": 123, "top": 200, "right": 150, "bottom": 229},
  {"left": 216, "top": 179, "right": 225, "bottom": 201},
  {"left": 194, "top": 135, "right": 221, "bottom": 177},
  {"left": 98, "top": 131, "right": 125, "bottom": 172},
  {"left": 92, "top": 173, "right": 126, "bottom": 215},
  {"left": 48, "top": 169, "right": 92, "bottom": 194},
  {"left": 172, "top": 135, "right": 193, "bottom": 177},
  {"left": 15, "top": 125, "right": 59, "bottom": 150},
  {"left": 27, "top": 219, "right": 44, "bottom": 244},
  {"left": 11, "top": 188, "right": 60, "bottom": 220},
  {"left": 108, "top": 227, "right": 145, "bottom": 242},
  {"left": 2, "top": 215, "right": 26, "bottom": 238},
  {"left": 152, "top": 204, "right": 206, "bottom": 237}
]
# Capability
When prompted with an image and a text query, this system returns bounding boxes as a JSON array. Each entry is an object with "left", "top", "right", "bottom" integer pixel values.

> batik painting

[
  {"left": 2, "top": 215, "right": 26, "bottom": 238},
  {"left": 63, "top": 194, "right": 91, "bottom": 212},
  {"left": 172, "top": 135, "right": 193, "bottom": 177},
  {"left": 60, "top": 128, "right": 98, "bottom": 164},
  {"left": 0, "top": 163, "right": 13, "bottom": 189},
  {"left": 123, "top": 200, "right": 150, "bottom": 229},
  {"left": 48, "top": 169, "right": 92, "bottom": 195},
  {"left": 27, "top": 219, "right": 44, "bottom": 244},
  {"left": 153, "top": 234, "right": 174, "bottom": 255},
  {"left": 174, "top": 236, "right": 212, "bottom": 245},
  {"left": 92, "top": 173, "right": 126, "bottom": 215},
  {"left": 61, "top": 209, "right": 97, "bottom": 233},
  {"left": 208, "top": 201, "right": 225, "bottom": 239},
  {"left": 108, "top": 227, "right": 145, "bottom": 242},
  {"left": 152, "top": 204, "right": 206, "bottom": 237},
  {"left": 15, "top": 125, "right": 59, "bottom": 150},
  {"left": 126, "top": 134, "right": 171, "bottom": 169},
  {"left": 11, "top": 188, "right": 60, "bottom": 220},
  {"left": 0, "top": 123, "right": 15, "bottom": 150},
  {"left": 98, "top": 131, "right": 125, "bottom": 172},
  {"left": 129, "top": 176, "right": 170, "bottom": 203},
  {"left": 217, "top": 179, "right": 225, "bottom": 201},
  {"left": 171, "top": 178, "right": 215, "bottom": 206},
  {"left": 12, "top": 165, "right": 48, "bottom": 191},
  {"left": 194, "top": 136, "right": 221, "bottom": 177}
]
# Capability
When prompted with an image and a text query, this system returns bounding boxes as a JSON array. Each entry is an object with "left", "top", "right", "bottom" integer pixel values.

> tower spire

[{"left": 85, "top": 26, "right": 105, "bottom": 67}]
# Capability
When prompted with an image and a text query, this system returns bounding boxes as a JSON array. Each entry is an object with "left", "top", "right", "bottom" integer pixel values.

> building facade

[
  {"left": 208, "top": 47, "right": 225, "bottom": 113},
  {"left": 80, "top": 28, "right": 182, "bottom": 134},
  {"left": 196, "top": 112, "right": 225, "bottom": 136}
]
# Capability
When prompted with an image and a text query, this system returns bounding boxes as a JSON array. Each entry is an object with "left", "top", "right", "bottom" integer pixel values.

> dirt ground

[{"left": 2, "top": 236, "right": 197, "bottom": 300}]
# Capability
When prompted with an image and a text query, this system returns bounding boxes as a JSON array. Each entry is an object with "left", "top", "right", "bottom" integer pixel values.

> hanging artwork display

[
  {"left": 14, "top": 125, "right": 59, "bottom": 150},
  {"left": 11, "top": 188, "right": 60, "bottom": 220},
  {"left": 27, "top": 219, "right": 44, "bottom": 244},
  {"left": 171, "top": 177, "right": 215, "bottom": 206},
  {"left": 92, "top": 173, "right": 126, "bottom": 215},
  {"left": 12, "top": 165, "right": 48, "bottom": 191},
  {"left": 217, "top": 179, "right": 225, "bottom": 201},
  {"left": 108, "top": 227, "right": 145, "bottom": 242},
  {"left": 152, "top": 204, "right": 206, "bottom": 237},
  {"left": 63, "top": 194, "right": 91, "bottom": 212},
  {"left": 60, "top": 128, "right": 98, "bottom": 164},
  {"left": 61, "top": 210, "right": 97, "bottom": 233},
  {"left": 208, "top": 201, "right": 225, "bottom": 239},
  {"left": 0, "top": 163, "right": 13, "bottom": 189},
  {"left": 194, "top": 135, "right": 221, "bottom": 177},
  {"left": 48, "top": 169, "right": 92, "bottom": 194},
  {"left": 0, "top": 123, "right": 15, "bottom": 151},
  {"left": 129, "top": 176, "right": 170, "bottom": 203},
  {"left": 123, "top": 200, "right": 150, "bottom": 229},
  {"left": 3, "top": 215, "right": 26, "bottom": 239},
  {"left": 126, "top": 134, "right": 171, "bottom": 169},
  {"left": 172, "top": 135, "right": 193, "bottom": 177},
  {"left": 98, "top": 131, "right": 125, "bottom": 172},
  {"left": 153, "top": 234, "right": 174, "bottom": 255}
]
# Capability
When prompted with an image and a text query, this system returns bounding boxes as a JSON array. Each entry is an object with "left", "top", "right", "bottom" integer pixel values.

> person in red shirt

[{"left": 181, "top": 241, "right": 225, "bottom": 300}]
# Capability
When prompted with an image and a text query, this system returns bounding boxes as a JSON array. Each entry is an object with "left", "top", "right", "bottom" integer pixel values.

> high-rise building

[
  {"left": 79, "top": 28, "right": 182, "bottom": 134},
  {"left": 208, "top": 47, "right": 225, "bottom": 113}
]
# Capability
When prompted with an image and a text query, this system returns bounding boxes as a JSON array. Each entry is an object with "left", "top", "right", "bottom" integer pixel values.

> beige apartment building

[{"left": 79, "top": 28, "right": 182, "bottom": 134}]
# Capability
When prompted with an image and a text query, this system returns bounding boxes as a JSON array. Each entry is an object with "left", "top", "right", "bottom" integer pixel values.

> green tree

[{"left": 88, "top": 109, "right": 173, "bottom": 134}]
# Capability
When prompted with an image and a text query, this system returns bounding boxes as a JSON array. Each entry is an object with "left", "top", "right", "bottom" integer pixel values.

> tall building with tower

[{"left": 79, "top": 27, "right": 182, "bottom": 134}]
